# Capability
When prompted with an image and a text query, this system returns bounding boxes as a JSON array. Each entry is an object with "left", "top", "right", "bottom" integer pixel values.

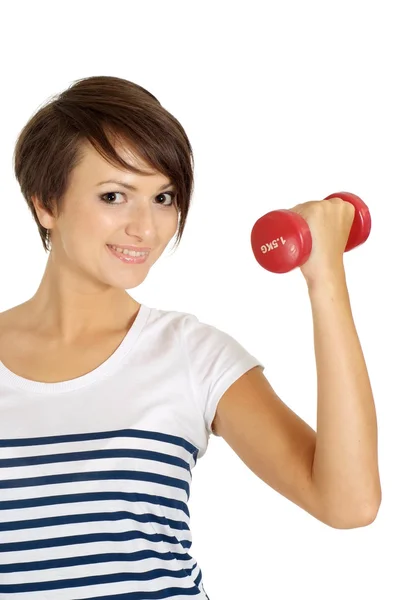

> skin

[
  {"left": 294, "top": 198, "right": 381, "bottom": 525},
  {"left": 27, "top": 139, "right": 179, "bottom": 343}
]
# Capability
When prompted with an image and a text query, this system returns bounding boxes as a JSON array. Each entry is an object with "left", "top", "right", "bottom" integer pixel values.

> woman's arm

[{"left": 212, "top": 198, "right": 381, "bottom": 528}]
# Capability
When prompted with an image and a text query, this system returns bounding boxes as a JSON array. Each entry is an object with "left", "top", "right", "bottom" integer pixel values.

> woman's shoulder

[
  {"left": 0, "top": 303, "right": 32, "bottom": 344},
  {"left": 0, "top": 303, "right": 28, "bottom": 327}
]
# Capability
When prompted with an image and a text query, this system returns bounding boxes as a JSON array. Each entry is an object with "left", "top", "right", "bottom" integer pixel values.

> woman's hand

[{"left": 290, "top": 197, "right": 356, "bottom": 286}]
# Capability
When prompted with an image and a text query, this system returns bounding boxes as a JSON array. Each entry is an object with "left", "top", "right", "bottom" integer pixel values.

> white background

[{"left": 1, "top": 1, "right": 399, "bottom": 598}]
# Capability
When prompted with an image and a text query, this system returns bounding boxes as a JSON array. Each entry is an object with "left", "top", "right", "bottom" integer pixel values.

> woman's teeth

[{"left": 109, "top": 245, "right": 148, "bottom": 257}]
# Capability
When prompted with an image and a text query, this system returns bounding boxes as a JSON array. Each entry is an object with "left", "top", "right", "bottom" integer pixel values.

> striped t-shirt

[{"left": 0, "top": 304, "right": 263, "bottom": 599}]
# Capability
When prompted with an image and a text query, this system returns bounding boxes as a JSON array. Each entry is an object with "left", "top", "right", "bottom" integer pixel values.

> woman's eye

[
  {"left": 100, "top": 192, "right": 124, "bottom": 204},
  {"left": 156, "top": 192, "right": 176, "bottom": 206}
]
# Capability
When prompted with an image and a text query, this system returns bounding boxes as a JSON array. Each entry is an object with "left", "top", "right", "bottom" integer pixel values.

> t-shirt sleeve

[{"left": 182, "top": 314, "right": 265, "bottom": 437}]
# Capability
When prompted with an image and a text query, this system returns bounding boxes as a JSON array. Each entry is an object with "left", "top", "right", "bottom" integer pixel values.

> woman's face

[{"left": 35, "top": 140, "right": 179, "bottom": 292}]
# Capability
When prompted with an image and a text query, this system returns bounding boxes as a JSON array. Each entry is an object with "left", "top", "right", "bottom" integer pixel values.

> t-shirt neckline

[{"left": 0, "top": 303, "right": 151, "bottom": 394}]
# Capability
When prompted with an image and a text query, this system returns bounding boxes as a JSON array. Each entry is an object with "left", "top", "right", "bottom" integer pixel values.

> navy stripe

[
  {"left": 0, "top": 468, "right": 190, "bottom": 497},
  {"left": 0, "top": 447, "right": 192, "bottom": 475},
  {"left": 80, "top": 587, "right": 204, "bottom": 599},
  {"left": 81, "top": 586, "right": 204, "bottom": 599},
  {"left": 0, "top": 547, "right": 195, "bottom": 573},
  {"left": 0, "top": 520, "right": 192, "bottom": 552},
  {"left": 0, "top": 490, "right": 190, "bottom": 520},
  {"left": 0, "top": 427, "right": 199, "bottom": 459},
  {"left": 0, "top": 491, "right": 190, "bottom": 531},
  {"left": 0, "top": 566, "right": 201, "bottom": 595}
]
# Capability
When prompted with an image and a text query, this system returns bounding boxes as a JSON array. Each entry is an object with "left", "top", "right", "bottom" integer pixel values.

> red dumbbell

[{"left": 250, "top": 192, "right": 371, "bottom": 274}]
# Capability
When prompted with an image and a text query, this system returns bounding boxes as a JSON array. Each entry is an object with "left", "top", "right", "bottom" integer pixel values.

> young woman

[{"left": 0, "top": 75, "right": 381, "bottom": 599}]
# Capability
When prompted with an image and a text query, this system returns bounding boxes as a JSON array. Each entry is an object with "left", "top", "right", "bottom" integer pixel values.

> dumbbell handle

[{"left": 250, "top": 192, "right": 371, "bottom": 274}]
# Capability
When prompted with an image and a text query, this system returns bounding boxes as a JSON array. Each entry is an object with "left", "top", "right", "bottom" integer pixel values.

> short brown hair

[{"left": 13, "top": 75, "right": 195, "bottom": 252}]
